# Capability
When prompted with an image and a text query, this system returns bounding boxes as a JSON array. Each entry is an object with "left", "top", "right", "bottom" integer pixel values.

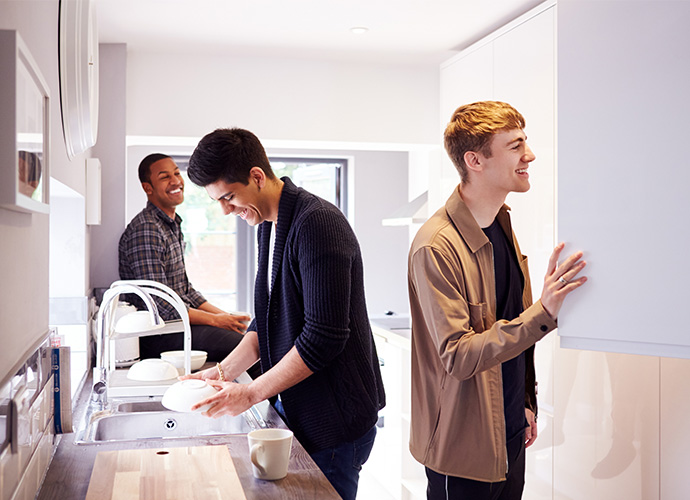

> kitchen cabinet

[
  {"left": 369, "top": 325, "right": 425, "bottom": 500},
  {"left": 434, "top": 41, "right": 494, "bottom": 213},
  {"left": 557, "top": 0, "right": 690, "bottom": 358}
]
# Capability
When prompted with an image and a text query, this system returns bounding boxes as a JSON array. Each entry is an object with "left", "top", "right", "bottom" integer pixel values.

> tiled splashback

[{"left": 0, "top": 335, "right": 56, "bottom": 500}]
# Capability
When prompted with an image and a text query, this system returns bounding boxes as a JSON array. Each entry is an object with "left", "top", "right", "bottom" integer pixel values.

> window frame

[{"left": 174, "top": 154, "right": 349, "bottom": 318}]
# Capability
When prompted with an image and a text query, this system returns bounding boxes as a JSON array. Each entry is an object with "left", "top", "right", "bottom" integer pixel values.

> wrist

[
  {"left": 247, "top": 377, "right": 270, "bottom": 406},
  {"left": 205, "top": 310, "right": 219, "bottom": 327},
  {"left": 216, "top": 362, "right": 226, "bottom": 381},
  {"left": 540, "top": 299, "right": 557, "bottom": 321}
]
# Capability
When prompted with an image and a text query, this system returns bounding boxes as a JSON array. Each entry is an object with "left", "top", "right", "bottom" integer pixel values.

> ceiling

[{"left": 97, "top": 0, "right": 545, "bottom": 65}]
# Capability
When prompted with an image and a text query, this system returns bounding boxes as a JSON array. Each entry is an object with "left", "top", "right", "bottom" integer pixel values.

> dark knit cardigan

[{"left": 248, "top": 177, "right": 385, "bottom": 453}]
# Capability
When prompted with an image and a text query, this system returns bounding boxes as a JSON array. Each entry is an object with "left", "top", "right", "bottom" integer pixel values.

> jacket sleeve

[{"left": 409, "top": 244, "right": 556, "bottom": 381}]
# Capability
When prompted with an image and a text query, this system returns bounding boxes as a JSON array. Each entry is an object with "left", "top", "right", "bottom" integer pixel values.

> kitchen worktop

[{"left": 36, "top": 377, "right": 339, "bottom": 500}]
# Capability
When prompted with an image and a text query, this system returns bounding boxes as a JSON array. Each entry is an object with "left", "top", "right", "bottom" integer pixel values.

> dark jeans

[
  {"left": 139, "top": 324, "right": 262, "bottom": 379},
  {"left": 309, "top": 425, "right": 377, "bottom": 500},
  {"left": 426, "top": 431, "right": 526, "bottom": 500}
]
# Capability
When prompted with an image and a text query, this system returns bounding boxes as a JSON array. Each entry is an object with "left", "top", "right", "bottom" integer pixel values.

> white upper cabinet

[
  {"left": 494, "top": 7, "right": 555, "bottom": 295},
  {"left": 438, "top": 1, "right": 556, "bottom": 299},
  {"left": 557, "top": 0, "right": 690, "bottom": 358}
]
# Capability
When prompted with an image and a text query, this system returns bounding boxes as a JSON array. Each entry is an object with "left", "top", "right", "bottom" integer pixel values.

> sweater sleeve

[{"left": 292, "top": 209, "right": 356, "bottom": 372}]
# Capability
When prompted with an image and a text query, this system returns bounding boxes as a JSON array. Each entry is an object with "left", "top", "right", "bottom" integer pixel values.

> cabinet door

[
  {"left": 435, "top": 43, "right": 494, "bottom": 210},
  {"left": 557, "top": 0, "right": 690, "bottom": 358},
  {"left": 366, "top": 333, "right": 403, "bottom": 499},
  {"left": 495, "top": 7, "right": 556, "bottom": 303},
  {"left": 440, "top": 42, "right": 494, "bottom": 119}
]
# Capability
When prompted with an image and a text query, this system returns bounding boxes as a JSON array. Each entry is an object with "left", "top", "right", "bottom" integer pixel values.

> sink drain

[{"left": 164, "top": 418, "right": 178, "bottom": 431}]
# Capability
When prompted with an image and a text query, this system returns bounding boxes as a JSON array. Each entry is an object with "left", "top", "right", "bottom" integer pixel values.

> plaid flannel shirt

[{"left": 118, "top": 201, "right": 206, "bottom": 320}]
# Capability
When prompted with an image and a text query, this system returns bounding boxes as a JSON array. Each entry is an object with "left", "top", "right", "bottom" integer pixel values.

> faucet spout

[
  {"left": 92, "top": 283, "right": 164, "bottom": 410},
  {"left": 91, "top": 379, "right": 107, "bottom": 406}
]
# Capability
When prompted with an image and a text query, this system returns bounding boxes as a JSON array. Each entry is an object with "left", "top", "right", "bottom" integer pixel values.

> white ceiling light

[{"left": 350, "top": 27, "right": 369, "bottom": 35}]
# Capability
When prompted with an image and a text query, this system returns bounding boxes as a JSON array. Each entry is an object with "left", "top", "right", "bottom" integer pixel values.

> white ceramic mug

[{"left": 247, "top": 428, "right": 293, "bottom": 480}]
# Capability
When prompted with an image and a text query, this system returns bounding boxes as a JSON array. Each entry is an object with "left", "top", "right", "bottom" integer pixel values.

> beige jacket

[{"left": 408, "top": 186, "right": 557, "bottom": 482}]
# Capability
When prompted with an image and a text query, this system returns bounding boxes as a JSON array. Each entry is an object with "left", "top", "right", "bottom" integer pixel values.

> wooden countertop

[{"left": 37, "top": 380, "right": 340, "bottom": 500}]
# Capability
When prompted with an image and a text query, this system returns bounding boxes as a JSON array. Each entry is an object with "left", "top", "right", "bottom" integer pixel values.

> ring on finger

[{"left": 558, "top": 276, "right": 569, "bottom": 286}]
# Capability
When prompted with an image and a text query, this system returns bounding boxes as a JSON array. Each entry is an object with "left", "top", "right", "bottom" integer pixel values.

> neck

[
  {"left": 458, "top": 181, "right": 507, "bottom": 228},
  {"left": 264, "top": 177, "right": 285, "bottom": 222}
]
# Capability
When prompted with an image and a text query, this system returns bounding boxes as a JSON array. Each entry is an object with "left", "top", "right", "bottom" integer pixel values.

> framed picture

[{"left": 0, "top": 30, "right": 50, "bottom": 214}]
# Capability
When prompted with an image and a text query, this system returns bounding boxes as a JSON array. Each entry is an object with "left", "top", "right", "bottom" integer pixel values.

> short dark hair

[
  {"left": 444, "top": 101, "right": 526, "bottom": 183},
  {"left": 187, "top": 128, "right": 275, "bottom": 187},
  {"left": 138, "top": 153, "right": 172, "bottom": 184}
]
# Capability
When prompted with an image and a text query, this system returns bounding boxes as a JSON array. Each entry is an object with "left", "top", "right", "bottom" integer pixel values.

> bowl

[
  {"left": 160, "top": 350, "right": 208, "bottom": 372},
  {"left": 115, "top": 310, "right": 165, "bottom": 334},
  {"left": 126, "top": 358, "right": 179, "bottom": 381},
  {"left": 161, "top": 379, "right": 218, "bottom": 412}
]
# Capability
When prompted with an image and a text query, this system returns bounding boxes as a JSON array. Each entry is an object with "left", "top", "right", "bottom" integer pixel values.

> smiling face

[
  {"left": 473, "top": 128, "right": 536, "bottom": 195},
  {"left": 204, "top": 167, "right": 274, "bottom": 226},
  {"left": 142, "top": 157, "right": 185, "bottom": 217}
]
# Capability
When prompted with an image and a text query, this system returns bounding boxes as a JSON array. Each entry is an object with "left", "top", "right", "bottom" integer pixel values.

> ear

[
  {"left": 248, "top": 166, "right": 267, "bottom": 189},
  {"left": 141, "top": 182, "right": 153, "bottom": 195},
  {"left": 463, "top": 151, "right": 483, "bottom": 174}
]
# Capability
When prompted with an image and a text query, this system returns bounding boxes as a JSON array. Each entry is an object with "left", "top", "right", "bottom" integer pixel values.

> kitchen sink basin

[{"left": 75, "top": 397, "right": 267, "bottom": 444}]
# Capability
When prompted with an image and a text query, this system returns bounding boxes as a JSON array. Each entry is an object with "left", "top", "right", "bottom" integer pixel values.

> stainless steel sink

[{"left": 75, "top": 397, "right": 267, "bottom": 444}]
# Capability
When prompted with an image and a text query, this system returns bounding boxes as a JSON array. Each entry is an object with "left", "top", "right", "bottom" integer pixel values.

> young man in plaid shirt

[{"left": 119, "top": 153, "right": 252, "bottom": 366}]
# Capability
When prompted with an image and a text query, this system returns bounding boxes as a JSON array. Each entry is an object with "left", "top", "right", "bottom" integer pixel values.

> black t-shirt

[{"left": 482, "top": 218, "right": 528, "bottom": 441}]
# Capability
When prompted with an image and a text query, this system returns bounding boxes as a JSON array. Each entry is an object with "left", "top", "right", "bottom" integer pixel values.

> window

[
  {"left": 271, "top": 157, "right": 347, "bottom": 212},
  {"left": 174, "top": 156, "right": 347, "bottom": 316},
  {"left": 176, "top": 168, "right": 240, "bottom": 312}
]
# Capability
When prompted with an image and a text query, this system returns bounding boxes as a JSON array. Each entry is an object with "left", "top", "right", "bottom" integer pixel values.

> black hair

[
  {"left": 187, "top": 128, "right": 275, "bottom": 187},
  {"left": 138, "top": 153, "right": 172, "bottom": 183}
]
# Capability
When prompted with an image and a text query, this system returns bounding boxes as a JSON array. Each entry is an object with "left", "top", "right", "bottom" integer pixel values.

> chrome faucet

[{"left": 91, "top": 283, "right": 164, "bottom": 410}]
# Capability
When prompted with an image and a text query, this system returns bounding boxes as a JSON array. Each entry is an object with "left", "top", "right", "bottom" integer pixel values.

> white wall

[
  {"left": 49, "top": 179, "right": 86, "bottom": 299},
  {"left": 125, "top": 51, "right": 440, "bottom": 145},
  {"left": 0, "top": 1, "right": 91, "bottom": 386},
  {"left": 89, "top": 44, "right": 127, "bottom": 291}
]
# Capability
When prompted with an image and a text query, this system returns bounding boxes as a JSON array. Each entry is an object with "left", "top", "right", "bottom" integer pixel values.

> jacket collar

[
  {"left": 258, "top": 177, "right": 299, "bottom": 293},
  {"left": 276, "top": 176, "right": 299, "bottom": 231},
  {"left": 445, "top": 185, "right": 511, "bottom": 254}
]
